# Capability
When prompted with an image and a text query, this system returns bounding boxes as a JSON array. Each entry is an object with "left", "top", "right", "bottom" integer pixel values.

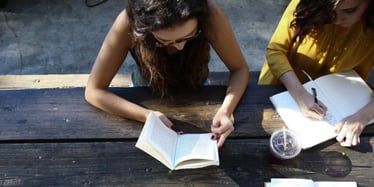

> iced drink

[{"left": 270, "top": 127, "right": 301, "bottom": 159}]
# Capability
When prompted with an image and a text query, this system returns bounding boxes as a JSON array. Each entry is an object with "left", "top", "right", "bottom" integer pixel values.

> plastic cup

[{"left": 270, "top": 128, "right": 301, "bottom": 159}]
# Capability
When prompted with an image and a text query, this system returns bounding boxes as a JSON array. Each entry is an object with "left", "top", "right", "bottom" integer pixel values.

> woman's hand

[
  {"left": 335, "top": 113, "right": 368, "bottom": 147},
  {"left": 153, "top": 111, "right": 173, "bottom": 128},
  {"left": 211, "top": 110, "right": 234, "bottom": 148},
  {"left": 279, "top": 71, "right": 328, "bottom": 120},
  {"left": 296, "top": 90, "right": 328, "bottom": 120}
]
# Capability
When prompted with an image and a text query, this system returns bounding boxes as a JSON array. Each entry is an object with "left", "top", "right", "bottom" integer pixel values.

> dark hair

[
  {"left": 290, "top": 0, "right": 374, "bottom": 45},
  {"left": 126, "top": 0, "right": 211, "bottom": 96},
  {"left": 364, "top": 0, "right": 374, "bottom": 29}
]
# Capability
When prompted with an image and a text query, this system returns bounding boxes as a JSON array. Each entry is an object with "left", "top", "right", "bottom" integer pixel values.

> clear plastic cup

[{"left": 270, "top": 128, "right": 301, "bottom": 159}]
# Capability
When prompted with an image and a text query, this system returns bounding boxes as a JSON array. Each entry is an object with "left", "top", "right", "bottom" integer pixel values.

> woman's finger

[{"left": 336, "top": 126, "right": 348, "bottom": 142}]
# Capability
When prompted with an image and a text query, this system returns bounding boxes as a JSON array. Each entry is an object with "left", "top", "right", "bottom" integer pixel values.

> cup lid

[{"left": 270, "top": 128, "right": 301, "bottom": 159}]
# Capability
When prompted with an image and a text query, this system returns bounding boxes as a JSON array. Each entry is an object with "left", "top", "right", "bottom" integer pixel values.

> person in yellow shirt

[{"left": 259, "top": 0, "right": 374, "bottom": 147}]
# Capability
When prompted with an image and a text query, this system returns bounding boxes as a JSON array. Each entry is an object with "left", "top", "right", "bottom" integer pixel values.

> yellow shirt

[{"left": 258, "top": 0, "right": 374, "bottom": 85}]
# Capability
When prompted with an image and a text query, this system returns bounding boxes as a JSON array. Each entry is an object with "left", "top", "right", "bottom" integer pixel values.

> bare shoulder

[
  {"left": 108, "top": 9, "right": 134, "bottom": 48},
  {"left": 207, "top": 0, "right": 223, "bottom": 16},
  {"left": 115, "top": 9, "right": 131, "bottom": 29},
  {"left": 204, "top": 0, "right": 247, "bottom": 70},
  {"left": 205, "top": 0, "right": 231, "bottom": 42}
]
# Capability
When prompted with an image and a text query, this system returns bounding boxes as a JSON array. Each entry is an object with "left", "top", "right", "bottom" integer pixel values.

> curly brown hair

[{"left": 126, "top": 0, "right": 211, "bottom": 96}]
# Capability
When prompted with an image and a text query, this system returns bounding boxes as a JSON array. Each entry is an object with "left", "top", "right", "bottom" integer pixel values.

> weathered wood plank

[
  {"left": 0, "top": 138, "right": 372, "bottom": 187},
  {"left": 0, "top": 72, "right": 231, "bottom": 90},
  {"left": 0, "top": 74, "right": 132, "bottom": 90},
  {"left": 221, "top": 137, "right": 374, "bottom": 187},
  {"left": 1, "top": 70, "right": 372, "bottom": 90},
  {"left": 0, "top": 84, "right": 287, "bottom": 141},
  {"left": 1, "top": 78, "right": 373, "bottom": 141},
  {"left": 0, "top": 141, "right": 237, "bottom": 187},
  {"left": 0, "top": 87, "right": 223, "bottom": 141}
]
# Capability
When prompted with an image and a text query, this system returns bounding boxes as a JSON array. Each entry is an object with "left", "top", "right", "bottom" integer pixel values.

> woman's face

[
  {"left": 152, "top": 19, "right": 200, "bottom": 50},
  {"left": 334, "top": 0, "right": 369, "bottom": 27}
]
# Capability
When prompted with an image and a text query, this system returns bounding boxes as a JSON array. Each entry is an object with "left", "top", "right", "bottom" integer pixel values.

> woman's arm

[
  {"left": 85, "top": 10, "right": 152, "bottom": 123},
  {"left": 279, "top": 71, "right": 327, "bottom": 120},
  {"left": 262, "top": 0, "right": 328, "bottom": 119},
  {"left": 207, "top": 0, "right": 250, "bottom": 147}
]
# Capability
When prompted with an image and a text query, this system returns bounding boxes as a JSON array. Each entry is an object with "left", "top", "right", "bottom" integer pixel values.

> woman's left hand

[
  {"left": 211, "top": 111, "right": 234, "bottom": 148},
  {"left": 335, "top": 113, "right": 368, "bottom": 147}
]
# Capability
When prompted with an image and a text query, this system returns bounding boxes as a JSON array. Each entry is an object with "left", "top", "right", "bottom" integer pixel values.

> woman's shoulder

[
  {"left": 206, "top": 0, "right": 221, "bottom": 17},
  {"left": 205, "top": 0, "right": 229, "bottom": 26},
  {"left": 204, "top": 0, "right": 225, "bottom": 39},
  {"left": 207, "top": 0, "right": 218, "bottom": 9},
  {"left": 115, "top": 9, "right": 132, "bottom": 31},
  {"left": 282, "top": 0, "right": 300, "bottom": 19},
  {"left": 109, "top": 9, "right": 135, "bottom": 47}
]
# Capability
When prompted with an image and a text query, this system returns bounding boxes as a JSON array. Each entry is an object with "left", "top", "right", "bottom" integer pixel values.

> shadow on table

[
  {"left": 219, "top": 136, "right": 374, "bottom": 186},
  {"left": 268, "top": 136, "right": 373, "bottom": 177},
  {"left": 268, "top": 150, "right": 352, "bottom": 177}
]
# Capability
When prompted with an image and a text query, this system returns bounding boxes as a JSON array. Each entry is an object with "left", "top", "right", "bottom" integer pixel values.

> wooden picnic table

[{"left": 0, "top": 71, "right": 373, "bottom": 186}]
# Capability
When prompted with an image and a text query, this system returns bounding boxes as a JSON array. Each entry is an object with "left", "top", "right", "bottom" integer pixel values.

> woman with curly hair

[
  {"left": 85, "top": 0, "right": 249, "bottom": 147},
  {"left": 259, "top": 0, "right": 374, "bottom": 147}
]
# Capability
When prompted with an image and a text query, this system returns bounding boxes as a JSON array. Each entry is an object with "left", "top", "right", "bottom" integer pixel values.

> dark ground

[{"left": 0, "top": 0, "right": 289, "bottom": 75}]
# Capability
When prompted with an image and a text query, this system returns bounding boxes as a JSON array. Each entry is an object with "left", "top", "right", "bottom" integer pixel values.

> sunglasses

[{"left": 154, "top": 28, "right": 202, "bottom": 47}]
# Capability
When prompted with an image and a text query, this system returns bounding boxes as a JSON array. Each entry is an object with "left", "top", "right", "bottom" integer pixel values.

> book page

[
  {"left": 270, "top": 90, "right": 337, "bottom": 149},
  {"left": 315, "top": 181, "right": 357, "bottom": 187},
  {"left": 267, "top": 179, "right": 357, "bottom": 187},
  {"left": 269, "top": 178, "right": 314, "bottom": 187},
  {"left": 303, "top": 81, "right": 342, "bottom": 125},
  {"left": 136, "top": 112, "right": 178, "bottom": 170},
  {"left": 173, "top": 133, "right": 219, "bottom": 170},
  {"left": 313, "top": 70, "right": 373, "bottom": 124}
]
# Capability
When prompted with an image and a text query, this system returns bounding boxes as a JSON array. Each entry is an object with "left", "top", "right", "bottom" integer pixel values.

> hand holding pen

[
  {"left": 311, "top": 87, "right": 318, "bottom": 104},
  {"left": 300, "top": 70, "right": 328, "bottom": 119}
]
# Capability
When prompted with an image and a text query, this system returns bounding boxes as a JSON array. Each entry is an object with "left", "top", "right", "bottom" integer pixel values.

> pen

[
  {"left": 311, "top": 87, "right": 318, "bottom": 104},
  {"left": 301, "top": 70, "right": 319, "bottom": 104}
]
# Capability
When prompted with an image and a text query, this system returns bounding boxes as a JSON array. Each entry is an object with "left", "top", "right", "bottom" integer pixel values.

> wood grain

[{"left": 0, "top": 71, "right": 373, "bottom": 186}]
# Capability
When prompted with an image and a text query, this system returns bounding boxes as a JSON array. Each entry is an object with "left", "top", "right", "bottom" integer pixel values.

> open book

[
  {"left": 264, "top": 178, "right": 357, "bottom": 187},
  {"left": 135, "top": 112, "right": 219, "bottom": 170},
  {"left": 270, "top": 70, "right": 374, "bottom": 149}
]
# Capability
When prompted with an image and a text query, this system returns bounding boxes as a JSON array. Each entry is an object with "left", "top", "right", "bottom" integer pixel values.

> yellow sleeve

[{"left": 258, "top": 0, "right": 300, "bottom": 84}]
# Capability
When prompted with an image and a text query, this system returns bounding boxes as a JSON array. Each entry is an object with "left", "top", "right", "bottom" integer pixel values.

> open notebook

[{"left": 270, "top": 70, "right": 374, "bottom": 149}]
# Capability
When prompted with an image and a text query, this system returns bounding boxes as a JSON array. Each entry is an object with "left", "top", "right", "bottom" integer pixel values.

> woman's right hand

[
  {"left": 296, "top": 89, "right": 328, "bottom": 120},
  {"left": 279, "top": 71, "right": 328, "bottom": 120},
  {"left": 153, "top": 111, "right": 173, "bottom": 128}
]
